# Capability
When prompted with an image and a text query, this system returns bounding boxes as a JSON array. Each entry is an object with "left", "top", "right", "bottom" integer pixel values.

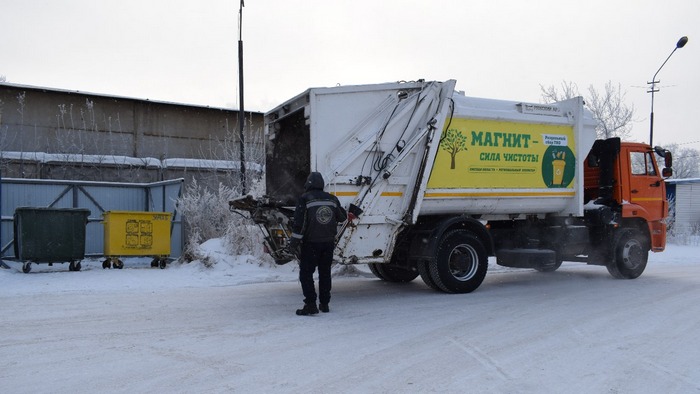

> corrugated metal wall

[
  {"left": 1, "top": 178, "right": 184, "bottom": 260},
  {"left": 675, "top": 183, "right": 700, "bottom": 232}
]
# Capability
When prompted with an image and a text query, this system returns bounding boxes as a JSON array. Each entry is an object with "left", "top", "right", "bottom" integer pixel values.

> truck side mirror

[
  {"left": 653, "top": 147, "right": 673, "bottom": 178},
  {"left": 654, "top": 146, "right": 673, "bottom": 167}
]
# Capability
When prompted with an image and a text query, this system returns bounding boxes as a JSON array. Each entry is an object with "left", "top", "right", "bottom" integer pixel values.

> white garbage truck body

[{"left": 233, "top": 79, "right": 669, "bottom": 293}]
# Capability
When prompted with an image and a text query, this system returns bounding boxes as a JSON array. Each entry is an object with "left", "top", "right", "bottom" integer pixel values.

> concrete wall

[{"left": 0, "top": 83, "right": 264, "bottom": 187}]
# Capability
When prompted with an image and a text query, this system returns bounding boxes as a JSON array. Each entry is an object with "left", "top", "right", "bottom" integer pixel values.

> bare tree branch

[
  {"left": 540, "top": 81, "right": 580, "bottom": 102},
  {"left": 586, "top": 81, "right": 634, "bottom": 140},
  {"left": 540, "top": 80, "right": 635, "bottom": 140}
]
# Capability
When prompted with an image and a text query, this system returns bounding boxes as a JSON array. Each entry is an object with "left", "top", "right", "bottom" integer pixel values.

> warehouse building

[{"left": 0, "top": 82, "right": 264, "bottom": 187}]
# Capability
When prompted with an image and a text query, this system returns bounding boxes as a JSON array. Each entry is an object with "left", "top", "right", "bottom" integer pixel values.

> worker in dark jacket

[{"left": 288, "top": 172, "right": 347, "bottom": 316}]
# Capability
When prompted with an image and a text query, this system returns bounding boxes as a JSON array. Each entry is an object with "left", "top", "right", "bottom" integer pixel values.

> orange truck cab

[{"left": 583, "top": 138, "right": 672, "bottom": 277}]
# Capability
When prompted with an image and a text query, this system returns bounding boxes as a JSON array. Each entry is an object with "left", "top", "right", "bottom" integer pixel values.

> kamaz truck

[{"left": 232, "top": 80, "right": 671, "bottom": 293}]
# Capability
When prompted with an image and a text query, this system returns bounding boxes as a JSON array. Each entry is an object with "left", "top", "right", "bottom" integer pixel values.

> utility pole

[{"left": 238, "top": 0, "right": 247, "bottom": 194}]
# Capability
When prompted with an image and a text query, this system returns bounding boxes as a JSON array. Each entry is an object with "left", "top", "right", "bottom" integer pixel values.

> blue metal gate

[{"left": 0, "top": 177, "right": 184, "bottom": 261}]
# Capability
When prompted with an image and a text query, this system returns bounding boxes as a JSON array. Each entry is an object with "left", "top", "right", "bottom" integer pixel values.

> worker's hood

[{"left": 304, "top": 172, "right": 325, "bottom": 191}]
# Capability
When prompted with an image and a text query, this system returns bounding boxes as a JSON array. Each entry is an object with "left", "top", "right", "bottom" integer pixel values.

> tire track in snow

[
  {"left": 448, "top": 337, "right": 511, "bottom": 380},
  {"left": 641, "top": 357, "right": 700, "bottom": 391}
]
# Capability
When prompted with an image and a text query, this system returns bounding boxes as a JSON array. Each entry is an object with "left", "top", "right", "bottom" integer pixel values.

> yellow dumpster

[{"left": 102, "top": 211, "right": 172, "bottom": 269}]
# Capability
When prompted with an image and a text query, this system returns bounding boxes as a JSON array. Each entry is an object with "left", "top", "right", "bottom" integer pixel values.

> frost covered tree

[
  {"left": 540, "top": 80, "right": 634, "bottom": 140},
  {"left": 176, "top": 179, "right": 268, "bottom": 264},
  {"left": 664, "top": 143, "right": 700, "bottom": 179}
]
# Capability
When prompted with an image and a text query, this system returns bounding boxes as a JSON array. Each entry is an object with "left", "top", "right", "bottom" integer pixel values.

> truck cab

[
  {"left": 620, "top": 142, "right": 670, "bottom": 252},
  {"left": 583, "top": 138, "right": 671, "bottom": 271}
]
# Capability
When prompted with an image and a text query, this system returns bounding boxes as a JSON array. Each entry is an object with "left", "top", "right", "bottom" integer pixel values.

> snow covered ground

[{"left": 1, "top": 241, "right": 700, "bottom": 393}]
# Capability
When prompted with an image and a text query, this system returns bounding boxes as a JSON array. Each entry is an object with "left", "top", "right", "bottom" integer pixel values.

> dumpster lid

[{"left": 15, "top": 206, "right": 91, "bottom": 213}]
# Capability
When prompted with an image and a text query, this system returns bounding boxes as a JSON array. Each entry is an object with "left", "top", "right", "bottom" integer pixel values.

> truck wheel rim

[
  {"left": 622, "top": 239, "right": 643, "bottom": 269},
  {"left": 448, "top": 244, "right": 478, "bottom": 281}
]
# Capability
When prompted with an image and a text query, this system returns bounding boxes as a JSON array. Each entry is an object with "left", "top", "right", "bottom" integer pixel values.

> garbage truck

[{"left": 231, "top": 79, "right": 672, "bottom": 293}]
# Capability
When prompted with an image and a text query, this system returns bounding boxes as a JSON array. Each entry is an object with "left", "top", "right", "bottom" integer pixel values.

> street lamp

[{"left": 648, "top": 36, "right": 688, "bottom": 147}]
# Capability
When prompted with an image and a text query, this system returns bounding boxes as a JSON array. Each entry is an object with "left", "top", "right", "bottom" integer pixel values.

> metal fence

[{"left": 0, "top": 176, "right": 184, "bottom": 263}]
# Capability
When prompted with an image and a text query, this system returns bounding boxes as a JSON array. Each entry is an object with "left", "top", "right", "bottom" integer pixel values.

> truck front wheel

[
  {"left": 429, "top": 229, "right": 488, "bottom": 293},
  {"left": 607, "top": 229, "right": 648, "bottom": 279}
]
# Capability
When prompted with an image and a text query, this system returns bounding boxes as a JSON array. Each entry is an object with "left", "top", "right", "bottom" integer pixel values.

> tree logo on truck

[{"left": 440, "top": 129, "right": 468, "bottom": 169}]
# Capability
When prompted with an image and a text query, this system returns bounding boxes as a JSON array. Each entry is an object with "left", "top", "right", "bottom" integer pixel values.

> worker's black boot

[
  {"left": 296, "top": 303, "right": 319, "bottom": 316},
  {"left": 319, "top": 303, "right": 329, "bottom": 313}
]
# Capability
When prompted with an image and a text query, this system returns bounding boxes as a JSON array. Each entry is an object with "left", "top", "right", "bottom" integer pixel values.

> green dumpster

[{"left": 13, "top": 207, "right": 91, "bottom": 273}]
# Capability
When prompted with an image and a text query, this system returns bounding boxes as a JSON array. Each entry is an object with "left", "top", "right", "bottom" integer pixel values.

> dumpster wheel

[
  {"left": 150, "top": 258, "right": 168, "bottom": 269},
  {"left": 68, "top": 261, "right": 82, "bottom": 272},
  {"left": 22, "top": 262, "right": 31, "bottom": 273},
  {"left": 102, "top": 258, "right": 124, "bottom": 269}
]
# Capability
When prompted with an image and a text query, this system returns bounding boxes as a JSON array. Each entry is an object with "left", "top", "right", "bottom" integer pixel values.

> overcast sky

[{"left": 1, "top": 0, "right": 698, "bottom": 146}]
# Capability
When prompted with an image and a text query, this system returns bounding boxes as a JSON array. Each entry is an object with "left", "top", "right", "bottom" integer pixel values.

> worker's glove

[{"left": 288, "top": 238, "right": 301, "bottom": 257}]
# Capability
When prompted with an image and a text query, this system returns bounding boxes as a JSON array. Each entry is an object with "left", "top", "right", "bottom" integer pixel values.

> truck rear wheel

[
  {"left": 428, "top": 229, "right": 488, "bottom": 293},
  {"left": 418, "top": 260, "right": 441, "bottom": 291},
  {"left": 607, "top": 229, "right": 648, "bottom": 279},
  {"left": 367, "top": 263, "right": 387, "bottom": 280}
]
